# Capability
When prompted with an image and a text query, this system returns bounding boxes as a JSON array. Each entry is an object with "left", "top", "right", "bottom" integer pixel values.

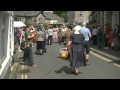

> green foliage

[
  {"left": 53, "top": 11, "right": 67, "bottom": 21},
  {"left": 43, "top": 23, "right": 48, "bottom": 29},
  {"left": 14, "top": 16, "right": 19, "bottom": 21}
]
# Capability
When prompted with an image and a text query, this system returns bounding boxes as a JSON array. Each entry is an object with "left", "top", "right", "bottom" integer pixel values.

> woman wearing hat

[{"left": 65, "top": 25, "right": 86, "bottom": 75}]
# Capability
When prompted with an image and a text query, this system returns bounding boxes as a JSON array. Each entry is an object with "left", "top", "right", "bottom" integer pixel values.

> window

[
  {"left": 0, "top": 12, "right": 9, "bottom": 64},
  {"left": 79, "top": 11, "right": 83, "bottom": 16}
]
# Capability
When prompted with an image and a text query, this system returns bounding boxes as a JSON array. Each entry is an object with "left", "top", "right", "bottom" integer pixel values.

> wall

[
  {"left": 0, "top": 11, "right": 14, "bottom": 78},
  {"left": 26, "top": 16, "right": 35, "bottom": 25},
  {"left": 112, "top": 11, "right": 119, "bottom": 30},
  {"left": 36, "top": 14, "right": 46, "bottom": 24},
  {"left": 67, "top": 11, "right": 74, "bottom": 24}
]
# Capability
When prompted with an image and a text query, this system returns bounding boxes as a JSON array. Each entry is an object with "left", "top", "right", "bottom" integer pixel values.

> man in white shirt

[
  {"left": 48, "top": 26, "right": 53, "bottom": 45},
  {"left": 92, "top": 26, "right": 98, "bottom": 45}
]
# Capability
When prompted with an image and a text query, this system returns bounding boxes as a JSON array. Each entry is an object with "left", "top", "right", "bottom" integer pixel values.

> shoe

[
  {"left": 18, "top": 49, "right": 22, "bottom": 52},
  {"left": 86, "top": 61, "right": 90, "bottom": 65},
  {"left": 71, "top": 71, "right": 75, "bottom": 74},
  {"left": 30, "top": 64, "right": 38, "bottom": 67},
  {"left": 75, "top": 71, "right": 79, "bottom": 75},
  {"left": 40, "top": 53, "right": 43, "bottom": 55},
  {"left": 86, "top": 59, "right": 90, "bottom": 65},
  {"left": 104, "top": 47, "right": 108, "bottom": 49}
]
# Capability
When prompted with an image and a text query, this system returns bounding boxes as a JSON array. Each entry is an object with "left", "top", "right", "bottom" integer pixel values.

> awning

[{"left": 14, "top": 21, "right": 26, "bottom": 27}]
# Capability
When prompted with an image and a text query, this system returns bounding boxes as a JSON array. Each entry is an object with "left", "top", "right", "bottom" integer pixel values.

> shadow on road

[{"left": 55, "top": 66, "right": 72, "bottom": 75}]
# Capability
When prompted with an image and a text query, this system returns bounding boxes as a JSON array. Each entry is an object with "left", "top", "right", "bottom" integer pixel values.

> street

[{"left": 16, "top": 43, "right": 120, "bottom": 79}]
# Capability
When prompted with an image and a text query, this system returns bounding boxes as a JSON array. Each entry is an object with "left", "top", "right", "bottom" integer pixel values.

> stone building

[
  {"left": 90, "top": 11, "right": 120, "bottom": 31},
  {"left": 67, "top": 11, "right": 91, "bottom": 24}
]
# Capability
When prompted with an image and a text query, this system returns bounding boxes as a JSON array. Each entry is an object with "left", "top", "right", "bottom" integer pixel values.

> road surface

[{"left": 16, "top": 43, "right": 120, "bottom": 79}]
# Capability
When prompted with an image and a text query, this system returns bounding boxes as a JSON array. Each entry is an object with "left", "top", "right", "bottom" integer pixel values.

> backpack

[{"left": 20, "top": 41, "right": 30, "bottom": 51}]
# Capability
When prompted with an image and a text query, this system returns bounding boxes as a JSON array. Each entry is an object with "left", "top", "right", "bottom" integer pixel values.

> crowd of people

[
  {"left": 14, "top": 21, "right": 120, "bottom": 76},
  {"left": 13, "top": 22, "right": 92, "bottom": 75},
  {"left": 90, "top": 23, "right": 120, "bottom": 51}
]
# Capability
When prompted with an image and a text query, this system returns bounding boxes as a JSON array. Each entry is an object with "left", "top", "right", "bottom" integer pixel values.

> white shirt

[
  {"left": 48, "top": 29, "right": 53, "bottom": 36},
  {"left": 92, "top": 28, "right": 98, "bottom": 35}
]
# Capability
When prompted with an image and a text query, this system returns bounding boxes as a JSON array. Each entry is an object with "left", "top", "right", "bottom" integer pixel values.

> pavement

[
  {"left": 11, "top": 43, "right": 120, "bottom": 79},
  {"left": 90, "top": 44, "right": 120, "bottom": 61}
]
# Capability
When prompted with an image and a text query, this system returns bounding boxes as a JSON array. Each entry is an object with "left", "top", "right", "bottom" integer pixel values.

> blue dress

[{"left": 70, "top": 33, "right": 86, "bottom": 68}]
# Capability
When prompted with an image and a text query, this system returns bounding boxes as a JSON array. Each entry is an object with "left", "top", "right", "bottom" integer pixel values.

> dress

[
  {"left": 70, "top": 34, "right": 86, "bottom": 68},
  {"left": 36, "top": 30, "right": 45, "bottom": 49},
  {"left": 53, "top": 28, "right": 58, "bottom": 39}
]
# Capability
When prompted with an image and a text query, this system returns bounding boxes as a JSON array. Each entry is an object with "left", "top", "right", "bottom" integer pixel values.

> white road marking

[
  {"left": 21, "top": 75, "right": 24, "bottom": 79},
  {"left": 22, "top": 65, "right": 24, "bottom": 69},
  {"left": 25, "top": 66, "right": 27, "bottom": 69},
  {"left": 114, "top": 63, "right": 120, "bottom": 68},
  {"left": 21, "top": 64, "right": 28, "bottom": 79},
  {"left": 21, "top": 65, "right": 27, "bottom": 79},
  {"left": 90, "top": 51, "right": 112, "bottom": 62},
  {"left": 25, "top": 75, "right": 27, "bottom": 79}
]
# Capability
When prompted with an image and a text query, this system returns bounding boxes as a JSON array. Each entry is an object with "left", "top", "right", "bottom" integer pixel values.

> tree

[{"left": 53, "top": 11, "right": 67, "bottom": 22}]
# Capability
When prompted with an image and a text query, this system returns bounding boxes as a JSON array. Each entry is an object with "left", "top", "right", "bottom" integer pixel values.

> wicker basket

[{"left": 59, "top": 48, "right": 68, "bottom": 60}]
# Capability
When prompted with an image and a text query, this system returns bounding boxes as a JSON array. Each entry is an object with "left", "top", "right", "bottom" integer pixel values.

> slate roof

[
  {"left": 43, "top": 12, "right": 64, "bottom": 22},
  {"left": 13, "top": 11, "right": 42, "bottom": 17}
]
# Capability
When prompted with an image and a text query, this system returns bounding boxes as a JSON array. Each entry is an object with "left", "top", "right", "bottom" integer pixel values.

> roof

[
  {"left": 43, "top": 12, "right": 64, "bottom": 22},
  {"left": 13, "top": 11, "right": 42, "bottom": 17}
]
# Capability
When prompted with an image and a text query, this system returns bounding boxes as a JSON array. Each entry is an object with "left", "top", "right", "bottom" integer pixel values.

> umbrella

[{"left": 14, "top": 21, "right": 26, "bottom": 27}]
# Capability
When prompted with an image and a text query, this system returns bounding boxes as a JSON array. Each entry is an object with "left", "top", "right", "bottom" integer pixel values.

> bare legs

[
  {"left": 86, "top": 54, "right": 90, "bottom": 64},
  {"left": 37, "top": 49, "right": 43, "bottom": 55},
  {"left": 72, "top": 67, "right": 79, "bottom": 75}
]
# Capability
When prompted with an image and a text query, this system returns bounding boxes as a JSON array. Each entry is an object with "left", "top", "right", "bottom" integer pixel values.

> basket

[{"left": 59, "top": 48, "right": 68, "bottom": 60}]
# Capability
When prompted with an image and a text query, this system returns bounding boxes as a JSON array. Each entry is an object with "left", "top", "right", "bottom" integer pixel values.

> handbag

[
  {"left": 20, "top": 41, "right": 30, "bottom": 51},
  {"left": 32, "top": 31, "right": 37, "bottom": 42}
]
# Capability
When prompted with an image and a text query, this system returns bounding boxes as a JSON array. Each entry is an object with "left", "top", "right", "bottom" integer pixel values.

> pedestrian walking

[
  {"left": 53, "top": 25, "right": 58, "bottom": 42},
  {"left": 63, "top": 25, "right": 73, "bottom": 60},
  {"left": 81, "top": 22, "right": 92, "bottom": 65},
  {"left": 48, "top": 26, "right": 53, "bottom": 45},
  {"left": 58, "top": 26, "right": 62, "bottom": 44},
  {"left": 65, "top": 26, "right": 86, "bottom": 75},
  {"left": 92, "top": 26, "right": 98, "bottom": 45},
  {"left": 42, "top": 27, "right": 47, "bottom": 53},
  {"left": 36, "top": 27, "right": 45, "bottom": 55},
  {"left": 61, "top": 26, "right": 67, "bottom": 45}
]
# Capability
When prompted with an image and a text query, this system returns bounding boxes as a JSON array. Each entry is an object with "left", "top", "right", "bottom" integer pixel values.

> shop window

[{"left": 0, "top": 12, "right": 8, "bottom": 63}]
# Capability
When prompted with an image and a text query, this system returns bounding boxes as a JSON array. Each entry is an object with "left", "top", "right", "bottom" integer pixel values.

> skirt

[
  {"left": 70, "top": 44, "right": 86, "bottom": 68},
  {"left": 37, "top": 41, "right": 45, "bottom": 49},
  {"left": 53, "top": 32, "right": 58, "bottom": 39}
]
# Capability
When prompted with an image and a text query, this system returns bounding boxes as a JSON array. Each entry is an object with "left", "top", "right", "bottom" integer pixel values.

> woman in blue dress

[{"left": 65, "top": 26, "right": 86, "bottom": 75}]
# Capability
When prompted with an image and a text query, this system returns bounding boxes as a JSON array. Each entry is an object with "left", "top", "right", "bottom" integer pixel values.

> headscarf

[{"left": 74, "top": 25, "right": 81, "bottom": 34}]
